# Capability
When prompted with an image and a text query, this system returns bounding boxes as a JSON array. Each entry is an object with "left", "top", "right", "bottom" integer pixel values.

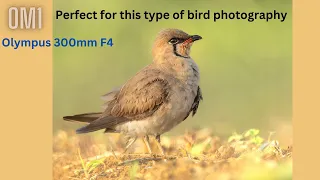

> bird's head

[{"left": 152, "top": 29, "right": 202, "bottom": 62}]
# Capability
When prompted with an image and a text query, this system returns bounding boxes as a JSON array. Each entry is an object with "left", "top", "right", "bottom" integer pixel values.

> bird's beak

[
  {"left": 182, "top": 35, "right": 202, "bottom": 45},
  {"left": 190, "top": 35, "right": 202, "bottom": 42}
]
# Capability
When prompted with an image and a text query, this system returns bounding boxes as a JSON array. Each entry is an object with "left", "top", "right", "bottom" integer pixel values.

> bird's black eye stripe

[{"left": 168, "top": 38, "right": 184, "bottom": 44}]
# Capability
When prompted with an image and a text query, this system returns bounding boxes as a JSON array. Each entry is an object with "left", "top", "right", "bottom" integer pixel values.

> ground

[{"left": 53, "top": 128, "right": 292, "bottom": 180}]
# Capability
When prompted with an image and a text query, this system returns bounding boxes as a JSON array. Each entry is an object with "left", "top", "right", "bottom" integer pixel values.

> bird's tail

[{"left": 63, "top": 112, "right": 102, "bottom": 124}]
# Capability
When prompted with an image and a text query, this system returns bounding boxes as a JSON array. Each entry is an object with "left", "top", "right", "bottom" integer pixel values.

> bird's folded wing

[
  {"left": 76, "top": 71, "right": 170, "bottom": 134},
  {"left": 107, "top": 76, "right": 169, "bottom": 120},
  {"left": 101, "top": 87, "right": 121, "bottom": 110},
  {"left": 183, "top": 86, "right": 203, "bottom": 120},
  {"left": 191, "top": 86, "right": 203, "bottom": 116}
]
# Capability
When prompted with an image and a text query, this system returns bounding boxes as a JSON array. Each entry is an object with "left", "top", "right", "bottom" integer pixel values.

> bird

[{"left": 63, "top": 28, "right": 203, "bottom": 155}]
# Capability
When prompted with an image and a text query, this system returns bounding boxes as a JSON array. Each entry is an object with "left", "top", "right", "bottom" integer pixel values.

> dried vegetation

[{"left": 53, "top": 128, "right": 292, "bottom": 180}]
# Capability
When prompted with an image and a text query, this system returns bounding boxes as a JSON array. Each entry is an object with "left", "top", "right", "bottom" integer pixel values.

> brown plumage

[{"left": 63, "top": 28, "right": 203, "bottom": 154}]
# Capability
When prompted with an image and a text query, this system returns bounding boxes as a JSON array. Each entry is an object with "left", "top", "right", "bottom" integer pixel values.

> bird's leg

[
  {"left": 155, "top": 135, "right": 165, "bottom": 156},
  {"left": 143, "top": 136, "right": 153, "bottom": 155},
  {"left": 122, "top": 137, "right": 137, "bottom": 154}
]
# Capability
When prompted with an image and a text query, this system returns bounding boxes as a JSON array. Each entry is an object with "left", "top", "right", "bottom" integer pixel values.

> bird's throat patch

[{"left": 173, "top": 44, "right": 189, "bottom": 58}]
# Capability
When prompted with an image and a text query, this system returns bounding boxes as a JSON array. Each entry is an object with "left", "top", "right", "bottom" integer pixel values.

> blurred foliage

[
  {"left": 53, "top": 129, "right": 292, "bottom": 180},
  {"left": 53, "top": 0, "right": 292, "bottom": 136}
]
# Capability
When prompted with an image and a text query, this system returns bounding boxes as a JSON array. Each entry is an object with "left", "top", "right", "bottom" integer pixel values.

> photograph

[{"left": 52, "top": 0, "right": 292, "bottom": 179}]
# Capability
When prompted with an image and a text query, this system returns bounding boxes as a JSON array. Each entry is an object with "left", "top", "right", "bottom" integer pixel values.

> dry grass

[{"left": 53, "top": 128, "right": 292, "bottom": 180}]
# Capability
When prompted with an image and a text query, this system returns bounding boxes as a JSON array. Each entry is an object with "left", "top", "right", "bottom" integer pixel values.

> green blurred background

[{"left": 53, "top": 0, "right": 292, "bottom": 137}]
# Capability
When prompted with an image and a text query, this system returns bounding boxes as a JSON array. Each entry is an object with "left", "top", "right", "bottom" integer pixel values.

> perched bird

[{"left": 63, "top": 29, "right": 203, "bottom": 155}]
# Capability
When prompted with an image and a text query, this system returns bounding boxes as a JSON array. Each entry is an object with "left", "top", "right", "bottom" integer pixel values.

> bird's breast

[{"left": 167, "top": 58, "right": 200, "bottom": 116}]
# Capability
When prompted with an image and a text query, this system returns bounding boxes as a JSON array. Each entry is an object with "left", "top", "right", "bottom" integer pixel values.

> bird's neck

[{"left": 154, "top": 56, "right": 199, "bottom": 82}]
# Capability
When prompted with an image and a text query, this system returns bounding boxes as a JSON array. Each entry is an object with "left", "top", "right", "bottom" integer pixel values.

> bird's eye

[{"left": 168, "top": 38, "right": 179, "bottom": 44}]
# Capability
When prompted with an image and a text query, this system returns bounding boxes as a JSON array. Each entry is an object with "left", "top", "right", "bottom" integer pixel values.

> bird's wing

[
  {"left": 76, "top": 68, "right": 170, "bottom": 134},
  {"left": 184, "top": 86, "right": 203, "bottom": 120},
  {"left": 106, "top": 70, "right": 169, "bottom": 120},
  {"left": 101, "top": 87, "right": 121, "bottom": 110}
]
